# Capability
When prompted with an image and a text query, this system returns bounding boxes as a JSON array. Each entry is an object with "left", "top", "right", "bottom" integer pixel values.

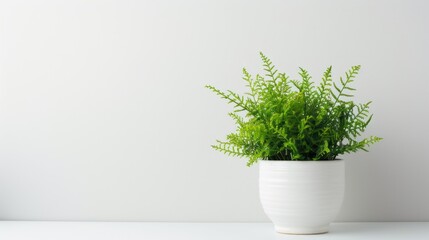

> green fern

[{"left": 206, "top": 53, "right": 382, "bottom": 166}]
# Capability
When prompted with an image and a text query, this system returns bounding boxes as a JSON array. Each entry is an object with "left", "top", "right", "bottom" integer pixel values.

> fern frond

[
  {"left": 290, "top": 79, "right": 302, "bottom": 91},
  {"left": 318, "top": 66, "right": 332, "bottom": 101},
  {"left": 242, "top": 68, "right": 263, "bottom": 104},
  {"left": 278, "top": 73, "right": 291, "bottom": 94},
  {"left": 205, "top": 85, "right": 254, "bottom": 113},
  {"left": 211, "top": 140, "right": 246, "bottom": 157},
  {"left": 330, "top": 65, "right": 361, "bottom": 105},
  {"left": 259, "top": 52, "right": 279, "bottom": 82},
  {"left": 337, "top": 136, "right": 382, "bottom": 154},
  {"left": 228, "top": 112, "right": 245, "bottom": 126}
]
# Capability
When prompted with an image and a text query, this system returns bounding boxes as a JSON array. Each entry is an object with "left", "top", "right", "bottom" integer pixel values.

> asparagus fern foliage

[{"left": 206, "top": 53, "right": 382, "bottom": 166}]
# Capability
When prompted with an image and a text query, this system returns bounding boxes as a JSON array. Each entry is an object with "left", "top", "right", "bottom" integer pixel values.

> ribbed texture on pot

[{"left": 259, "top": 160, "right": 345, "bottom": 234}]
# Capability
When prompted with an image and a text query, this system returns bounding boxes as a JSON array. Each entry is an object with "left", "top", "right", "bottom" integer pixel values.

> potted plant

[{"left": 206, "top": 53, "right": 381, "bottom": 234}]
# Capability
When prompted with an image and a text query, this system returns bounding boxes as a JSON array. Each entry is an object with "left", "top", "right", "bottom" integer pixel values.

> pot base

[{"left": 274, "top": 225, "right": 329, "bottom": 235}]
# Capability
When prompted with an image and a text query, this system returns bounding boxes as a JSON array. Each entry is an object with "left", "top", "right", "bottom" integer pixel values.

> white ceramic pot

[{"left": 259, "top": 160, "right": 345, "bottom": 234}]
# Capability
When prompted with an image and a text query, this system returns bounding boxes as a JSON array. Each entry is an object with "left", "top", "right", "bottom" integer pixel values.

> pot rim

[{"left": 260, "top": 159, "right": 343, "bottom": 162}]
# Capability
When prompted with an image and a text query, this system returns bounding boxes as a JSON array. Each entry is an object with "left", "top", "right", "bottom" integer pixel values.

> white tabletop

[{"left": 0, "top": 222, "right": 428, "bottom": 240}]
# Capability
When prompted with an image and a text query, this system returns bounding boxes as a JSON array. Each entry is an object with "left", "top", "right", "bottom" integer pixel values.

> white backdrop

[{"left": 0, "top": 0, "right": 428, "bottom": 221}]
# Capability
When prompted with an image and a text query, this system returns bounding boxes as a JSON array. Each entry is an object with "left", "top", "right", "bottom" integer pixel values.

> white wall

[{"left": 0, "top": 0, "right": 428, "bottom": 221}]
